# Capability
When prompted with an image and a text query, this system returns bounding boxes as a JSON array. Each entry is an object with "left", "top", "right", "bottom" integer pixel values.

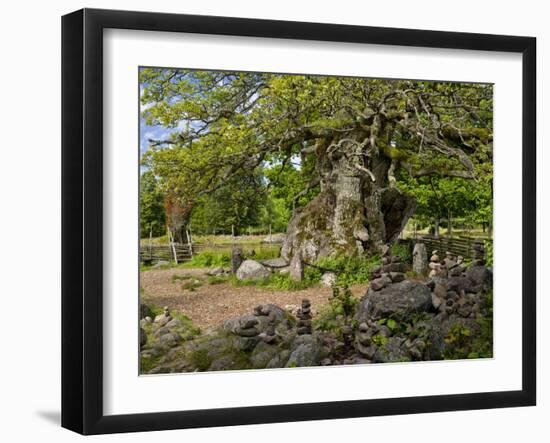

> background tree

[
  {"left": 190, "top": 171, "right": 268, "bottom": 235},
  {"left": 141, "top": 69, "right": 492, "bottom": 263},
  {"left": 139, "top": 170, "right": 166, "bottom": 238}
]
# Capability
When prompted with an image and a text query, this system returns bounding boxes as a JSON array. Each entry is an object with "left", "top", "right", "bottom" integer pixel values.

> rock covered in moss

[
  {"left": 357, "top": 280, "right": 432, "bottom": 323},
  {"left": 285, "top": 334, "right": 324, "bottom": 368}
]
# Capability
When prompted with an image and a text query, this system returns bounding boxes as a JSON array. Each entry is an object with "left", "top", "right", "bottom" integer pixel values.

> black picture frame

[{"left": 62, "top": 8, "right": 536, "bottom": 435}]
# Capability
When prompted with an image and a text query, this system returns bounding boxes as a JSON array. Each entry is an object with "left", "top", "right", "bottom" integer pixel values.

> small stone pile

[
  {"left": 369, "top": 255, "right": 407, "bottom": 291},
  {"left": 427, "top": 248, "right": 491, "bottom": 319},
  {"left": 154, "top": 306, "right": 172, "bottom": 326},
  {"left": 254, "top": 304, "right": 278, "bottom": 344},
  {"left": 429, "top": 250, "right": 468, "bottom": 278},
  {"left": 235, "top": 317, "right": 260, "bottom": 338},
  {"left": 231, "top": 247, "right": 244, "bottom": 274},
  {"left": 355, "top": 322, "right": 375, "bottom": 359},
  {"left": 472, "top": 241, "right": 486, "bottom": 266},
  {"left": 296, "top": 299, "right": 312, "bottom": 335},
  {"left": 428, "top": 250, "right": 442, "bottom": 277}
]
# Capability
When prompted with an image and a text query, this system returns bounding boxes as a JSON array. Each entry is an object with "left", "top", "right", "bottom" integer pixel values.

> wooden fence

[
  {"left": 139, "top": 243, "right": 205, "bottom": 264},
  {"left": 416, "top": 235, "right": 491, "bottom": 260}
]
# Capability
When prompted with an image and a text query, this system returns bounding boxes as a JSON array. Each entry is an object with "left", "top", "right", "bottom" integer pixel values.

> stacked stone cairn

[
  {"left": 235, "top": 316, "right": 260, "bottom": 338},
  {"left": 369, "top": 254, "right": 407, "bottom": 292},
  {"left": 254, "top": 304, "right": 278, "bottom": 344},
  {"left": 296, "top": 299, "right": 312, "bottom": 335},
  {"left": 427, "top": 246, "right": 490, "bottom": 319},
  {"left": 355, "top": 322, "right": 375, "bottom": 359},
  {"left": 231, "top": 247, "right": 244, "bottom": 274},
  {"left": 472, "top": 241, "right": 486, "bottom": 266}
]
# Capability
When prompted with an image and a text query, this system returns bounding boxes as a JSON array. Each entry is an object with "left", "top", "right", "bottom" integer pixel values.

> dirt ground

[{"left": 140, "top": 267, "right": 368, "bottom": 331}]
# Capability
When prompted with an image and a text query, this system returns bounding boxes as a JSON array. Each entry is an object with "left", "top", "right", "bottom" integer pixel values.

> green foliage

[
  {"left": 140, "top": 170, "right": 166, "bottom": 238},
  {"left": 390, "top": 242, "right": 412, "bottom": 264},
  {"left": 484, "top": 240, "right": 493, "bottom": 267},
  {"left": 140, "top": 68, "right": 493, "bottom": 246},
  {"left": 182, "top": 251, "right": 231, "bottom": 268},
  {"left": 230, "top": 269, "right": 319, "bottom": 291},
  {"left": 145, "top": 304, "right": 201, "bottom": 336},
  {"left": 371, "top": 334, "right": 389, "bottom": 346},
  {"left": 190, "top": 171, "right": 269, "bottom": 235},
  {"left": 313, "top": 285, "right": 358, "bottom": 336},
  {"left": 315, "top": 255, "right": 380, "bottom": 286},
  {"left": 442, "top": 293, "right": 493, "bottom": 360},
  {"left": 264, "top": 161, "right": 319, "bottom": 213},
  {"left": 140, "top": 353, "right": 163, "bottom": 374},
  {"left": 187, "top": 349, "right": 213, "bottom": 371}
]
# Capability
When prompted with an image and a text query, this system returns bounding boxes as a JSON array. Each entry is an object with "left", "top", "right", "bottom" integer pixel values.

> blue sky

[{"left": 139, "top": 119, "right": 170, "bottom": 155}]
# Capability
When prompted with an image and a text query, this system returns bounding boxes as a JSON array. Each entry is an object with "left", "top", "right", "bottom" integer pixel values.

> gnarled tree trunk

[{"left": 281, "top": 143, "right": 416, "bottom": 265}]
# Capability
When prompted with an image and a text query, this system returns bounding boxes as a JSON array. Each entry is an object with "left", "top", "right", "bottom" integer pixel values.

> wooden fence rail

[
  {"left": 416, "top": 235, "right": 491, "bottom": 260},
  {"left": 140, "top": 243, "right": 205, "bottom": 264}
]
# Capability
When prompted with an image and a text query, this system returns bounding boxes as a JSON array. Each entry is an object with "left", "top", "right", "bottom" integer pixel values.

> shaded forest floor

[{"left": 140, "top": 267, "right": 368, "bottom": 331}]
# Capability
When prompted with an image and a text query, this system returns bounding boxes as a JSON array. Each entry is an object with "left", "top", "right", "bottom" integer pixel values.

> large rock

[
  {"left": 285, "top": 335, "right": 323, "bottom": 368},
  {"left": 249, "top": 342, "right": 282, "bottom": 369},
  {"left": 320, "top": 272, "right": 337, "bottom": 287},
  {"left": 222, "top": 304, "right": 295, "bottom": 336},
  {"left": 373, "top": 337, "right": 411, "bottom": 363},
  {"left": 289, "top": 251, "right": 304, "bottom": 282},
  {"left": 357, "top": 280, "right": 433, "bottom": 323},
  {"left": 412, "top": 243, "right": 428, "bottom": 275},
  {"left": 466, "top": 265, "right": 493, "bottom": 289},
  {"left": 370, "top": 275, "right": 392, "bottom": 291},
  {"left": 236, "top": 260, "right": 270, "bottom": 280}
]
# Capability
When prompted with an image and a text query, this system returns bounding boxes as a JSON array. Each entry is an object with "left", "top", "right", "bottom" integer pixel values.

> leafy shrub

[
  {"left": 182, "top": 250, "right": 231, "bottom": 268},
  {"left": 315, "top": 254, "right": 380, "bottom": 286},
  {"left": 442, "top": 293, "right": 493, "bottom": 360},
  {"left": 390, "top": 241, "right": 412, "bottom": 264},
  {"left": 313, "top": 285, "right": 359, "bottom": 336},
  {"left": 230, "top": 268, "right": 319, "bottom": 291}
]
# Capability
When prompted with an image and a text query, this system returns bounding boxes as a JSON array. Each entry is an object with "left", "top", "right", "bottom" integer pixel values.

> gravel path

[{"left": 140, "top": 267, "right": 368, "bottom": 330}]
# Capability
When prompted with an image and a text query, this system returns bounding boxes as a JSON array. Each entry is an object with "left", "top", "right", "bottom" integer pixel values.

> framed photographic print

[{"left": 61, "top": 8, "right": 536, "bottom": 435}]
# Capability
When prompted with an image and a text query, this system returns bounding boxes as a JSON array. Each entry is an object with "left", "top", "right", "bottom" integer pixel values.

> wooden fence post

[
  {"left": 186, "top": 228, "right": 193, "bottom": 257},
  {"left": 149, "top": 225, "right": 153, "bottom": 261},
  {"left": 168, "top": 230, "right": 178, "bottom": 265}
]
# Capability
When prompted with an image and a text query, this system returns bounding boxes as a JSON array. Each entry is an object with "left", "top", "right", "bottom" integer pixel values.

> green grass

[
  {"left": 390, "top": 242, "right": 412, "bottom": 264},
  {"left": 145, "top": 304, "right": 201, "bottom": 335},
  {"left": 180, "top": 250, "right": 231, "bottom": 268},
  {"left": 171, "top": 273, "right": 193, "bottom": 283},
  {"left": 177, "top": 245, "right": 281, "bottom": 269},
  {"left": 314, "top": 254, "right": 380, "bottom": 286},
  {"left": 206, "top": 275, "right": 228, "bottom": 285},
  {"left": 230, "top": 269, "right": 319, "bottom": 291},
  {"left": 181, "top": 280, "right": 203, "bottom": 291}
]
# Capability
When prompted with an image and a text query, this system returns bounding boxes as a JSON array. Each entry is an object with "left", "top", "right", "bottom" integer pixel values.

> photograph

[{"left": 138, "top": 68, "right": 494, "bottom": 374}]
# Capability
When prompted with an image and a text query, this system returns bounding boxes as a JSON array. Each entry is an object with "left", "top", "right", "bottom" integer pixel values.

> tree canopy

[{"left": 140, "top": 68, "right": 492, "bottom": 259}]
